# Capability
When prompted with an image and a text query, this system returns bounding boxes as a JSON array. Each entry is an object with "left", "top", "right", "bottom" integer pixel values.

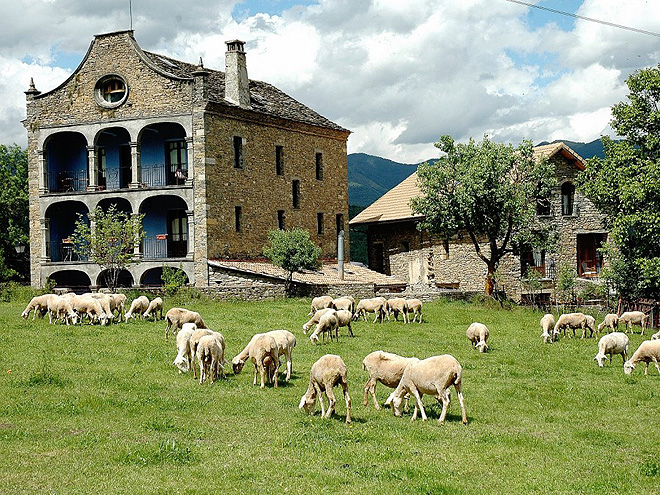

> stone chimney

[{"left": 224, "top": 40, "right": 250, "bottom": 108}]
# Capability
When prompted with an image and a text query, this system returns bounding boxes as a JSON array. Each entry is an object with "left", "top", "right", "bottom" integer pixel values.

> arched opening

[
  {"left": 141, "top": 266, "right": 189, "bottom": 287},
  {"left": 561, "top": 182, "right": 575, "bottom": 216},
  {"left": 97, "top": 197, "right": 132, "bottom": 215},
  {"left": 97, "top": 269, "right": 134, "bottom": 289},
  {"left": 44, "top": 132, "right": 88, "bottom": 193},
  {"left": 45, "top": 201, "right": 89, "bottom": 262},
  {"left": 96, "top": 127, "right": 132, "bottom": 190},
  {"left": 139, "top": 122, "right": 188, "bottom": 187},
  {"left": 47, "top": 270, "right": 92, "bottom": 293},
  {"left": 140, "top": 196, "right": 189, "bottom": 259}
]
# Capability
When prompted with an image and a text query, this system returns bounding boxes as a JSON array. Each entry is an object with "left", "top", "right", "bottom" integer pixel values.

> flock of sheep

[{"left": 539, "top": 310, "right": 660, "bottom": 375}]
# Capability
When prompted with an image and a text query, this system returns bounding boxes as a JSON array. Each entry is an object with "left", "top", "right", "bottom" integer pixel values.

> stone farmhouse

[
  {"left": 349, "top": 142, "right": 609, "bottom": 302},
  {"left": 23, "top": 30, "right": 354, "bottom": 292}
]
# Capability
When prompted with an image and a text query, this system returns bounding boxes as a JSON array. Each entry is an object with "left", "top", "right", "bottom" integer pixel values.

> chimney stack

[{"left": 225, "top": 40, "right": 250, "bottom": 108}]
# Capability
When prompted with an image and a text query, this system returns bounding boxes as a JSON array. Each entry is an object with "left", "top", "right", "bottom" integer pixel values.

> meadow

[{"left": 1, "top": 294, "right": 659, "bottom": 494}]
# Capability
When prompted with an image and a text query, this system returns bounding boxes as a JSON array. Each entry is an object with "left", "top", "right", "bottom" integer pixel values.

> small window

[
  {"left": 94, "top": 74, "right": 128, "bottom": 108},
  {"left": 317, "top": 212, "right": 324, "bottom": 235},
  {"left": 401, "top": 241, "right": 410, "bottom": 252},
  {"left": 275, "top": 146, "right": 284, "bottom": 176},
  {"left": 561, "top": 182, "right": 575, "bottom": 216},
  {"left": 521, "top": 246, "right": 545, "bottom": 277},
  {"left": 235, "top": 206, "right": 242, "bottom": 232},
  {"left": 536, "top": 197, "right": 551, "bottom": 216},
  {"left": 292, "top": 180, "right": 300, "bottom": 209},
  {"left": 315, "top": 152, "right": 323, "bottom": 180},
  {"left": 233, "top": 136, "right": 243, "bottom": 169},
  {"left": 277, "top": 210, "right": 285, "bottom": 230}
]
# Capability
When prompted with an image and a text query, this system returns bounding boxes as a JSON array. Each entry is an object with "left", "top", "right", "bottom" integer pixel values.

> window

[
  {"left": 235, "top": 206, "right": 242, "bottom": 232},
  {"left": 233, "top": 136, "right": 243, "bottom": 169},
  {"left": 315, "top": 152, "right": 323, "bottom": 180},
  {"left": 401, "top": 241, "right": 410, "bottom": 252},
  {"left": 277, "top": 210, "right": 285, "bottom": 230},
  {"left": 536, "top": 196, "right": 551, "bottom": 216},
  {"left": 94, "top": 75, "right": 128, "bottom": 108},
  {"left": 317, "top": 212, "right": 324, "bottom": 235},
  {"left": 97, "top": 148, "right": 107, "bottom": 189},
  {"left": 521, "top": 246, "right": 545, "bottom": 277},
  {"left": 167, "top": 140, "right": 187, "bottom": 184},
  {"left": 292, "top": 180, "right": 300, "bottom": 209},
  {"left": 275, "top": 146, "right": 284, "bottom": 175},
  {"left": 561, "top": 182, "right": 575, "bottom": 216}
]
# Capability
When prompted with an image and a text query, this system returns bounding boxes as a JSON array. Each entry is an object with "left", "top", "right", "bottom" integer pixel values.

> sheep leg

[
  {"left": 285, "top": 355, "right": 292, "bottom": 382},
  {"left": 325, "top": 386, "right": 337, "bottom": 419},
  {"left": 272, "top": 356, "right": 278, "bottom": 388},
  {"left": 437, "top": 388, "right": 451, "bottom": 424},
  {"left": 258, "top": 360, "right": 266, "bottom": 389},
  {"left": 253, "top": 363, "right": 258, "bottom": 386},
  {"left": 347, "top": 321, "right": 354, "bottom": 337},
  {"left": 653, "top": 357, "right": 660, "bottom": 375},
  {"left": 342, "top": 382, "right": 351, "bottom": 424},
  {"left": 409, "top": 385, "right": 426, "bottom": 421},
  {"left": 455, "top": 384, "right": 468, "bottom": 425},
  {"left": 314, "top": 383, "right": 325, "bottom": 417}
]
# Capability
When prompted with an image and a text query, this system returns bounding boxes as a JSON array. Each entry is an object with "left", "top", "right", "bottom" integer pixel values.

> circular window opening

[{"left": 95, "top": 75, "right": 128, "bottom": 108}]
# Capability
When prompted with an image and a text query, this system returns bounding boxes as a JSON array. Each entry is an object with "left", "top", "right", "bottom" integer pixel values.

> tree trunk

[{"left": 484, "top": 262, "right": 496, "bottom": 296}]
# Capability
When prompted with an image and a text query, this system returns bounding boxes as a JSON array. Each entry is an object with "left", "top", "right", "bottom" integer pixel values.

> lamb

[
  {"left": 232, "top": 333, "right": 279, "bottom": 389},
  {"left": 71, "top": 295, "right": 107, "bottom": 325},
  {"left": 331, "top": 297, "right": 354, "bottom": 314},
  {"left": 264, "top": 329, "right": 297, "bottom": 382},
  {"left": 619, "top": 311, "right": 649, "bottom": 336},
  {"left": 310, "top": 310, "right": 339, "bottom": 344},
  {"left": 299, "top": 354, "right": 351, "bottom": 424},
  {"left": 143, "top": 297, "right": 164, "bottom": 321},
  {"left": 594, "top": 332, "right": 629, "bottom": 367},
  {"left": 540, "top": 313, "right": 555, "bottom": 344},
  {"left": 335, "top": 309, "right": 355, "bottom": 338},
  {"left": 172, "top": 323, "right": 197, "bottom": 374},
  {"left": 406, "top": 298, "right": 423, "bottom": 323},
  {"left": 189, "top": 328, "right": 215, "bottom": 379},
  {"left": 124, "top": 296, "right": 150, "bottom": 321},
  {"left": 466, "top": 322, "right": 489, "bottom": 352},
  {"left": 597, "top": 313, "right": 619, "bottom": 334},
  {"left": 196, "top": 334, "right": 226, "bottom": 385},
  {"left": 21, "top": 294, "right": 55, "bottom": 320},
  {"left": 353, "top": 297, "right": 387, "bottom": 323},
  {"left": 624, "top": 340, "right": 660, "bottom": 375},
  {"left": 362, "top": 350, "right": 418, "bottom": 410},
  {"left": 553, "top": 312, "right": 594, "bottom": 338},
  {"left": 387, "top": 298, "right": 409, "bottom": 323},
  {"left": 385, "top": 354, "right": 467, "bottom": 425},
  {"left": 86, "top": 293, "right": 115, "bottom": 324},
  {"left": 302, "top": 308, "right": 334, "bottom": 334},
  {"left": 47, "top": 295, "right": 78, "bottom": 325},
  {"left": 309, "top": 295, "right": 334, "bottom": 316},
  {"left": 164, "top": 307, "right": 207, "bottom": 340}
]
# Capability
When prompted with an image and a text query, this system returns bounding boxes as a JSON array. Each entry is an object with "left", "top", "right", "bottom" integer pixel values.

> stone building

[
  {"left": 23, "top": 30, "right": 350, "bottom": 290},
  {"left": 349, "top": 142, "right": 608, "bottom": 301}
]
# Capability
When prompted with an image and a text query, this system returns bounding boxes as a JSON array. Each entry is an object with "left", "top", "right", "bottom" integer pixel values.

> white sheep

[
  {"left": 172, "top": 323, "right": 197, "bottom": 374},
  {"left": 232, "top": 333, "right": 279, "bottom": 389},
  {"left": 299, "top": 354, "right": 351, "bottom": 424},
  {"left": 310, "top": 310, "right": 339, "bottom": 344},
  {"left": 652, "top": 330, "right": 660, "bottom": 340},
  {"left": 21, "top": 294, "right": 55, "bottom": 320},
  {"left": 143, "top": 297, "right": 164, "bottom": 321},
  {"left": 47, "top": 296, "right": 78, "bottom": 325},
  {"left": 309, "top": 295, "right": 334, "bottom": 316},
  {"left": 189, "top": 328, "right": 215, "bottom": 379},
  {"left": 86, "top": 293, "right": 115, "bottom": 324},
  {"left": 196, "top": 334, "right": 225, "bottom": 385},
  {"left": 302, "top": 308, "right": 334, "bottom": 334},
  {"left": 164, "top": 307, "right": 207, "bottom": 340},
  {"left": 406, "top": 298, "right": 423, "bottom": 323},
  {"left": 597, "top": 313, "right": 619, "bottom": 334},
  {"left": 619, "top": 311, "right": 649, "bottom": 336},
  {"left": 354, "top": 297, "right": 387, "bottom": 323},
  {"left": 109, "top": 293, "right": 127, "bottom": 318},
  {"left": 387, "top": 298, "right": 409, "bottom": 323},
  {"left": 540, "top": 313, "right": 555, "bottom": 344},
  {"left": 594, "top": 332, "right": 629, "bottom": 367},
  {"left": 335, "top": 309, "right": 354, "bottom": 338},
  {"left": 124, "top": 296, "right": 150, "bottom": 321},
  {"left": 71, "top": 295, "right": 107, "bottom": 325},
  {"left": 362, "top": 350, "right": 418, "bottom": 410},
  {"left": 624, "top": 340, "right": 660, "bottom": 375},
  {"left": 264, "top": 329, "right": 297, "bottom": 382},
  {"left": 466, "top": 322, "right": 490, "bottom": 352},
  {"left": 331, "top": 296, "right": 354, "bottom": 314},
  {"left": 554, "top": 312, "right": 594, "bottom": 338},
  {"left": 385, "top": 354, "right": 467, "bottom": 425}
]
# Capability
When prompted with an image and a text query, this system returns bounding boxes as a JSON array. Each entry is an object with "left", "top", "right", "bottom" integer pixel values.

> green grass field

[{"left": 1, "top": 295, "right": 659, "bottom": 494}]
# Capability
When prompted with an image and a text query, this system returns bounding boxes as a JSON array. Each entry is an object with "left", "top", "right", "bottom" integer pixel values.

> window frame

[
  {"left": 233, "top": 136, "right": 244, "bottom": 169},
  {"left": 235, "top": 205, "right": 242, "bottom": 232},
  {"left": 275, "top": 145, "right": 284, "bottom": 176},
  {"left": 315, "top": 151, "right": 323, "bottom": 180}
]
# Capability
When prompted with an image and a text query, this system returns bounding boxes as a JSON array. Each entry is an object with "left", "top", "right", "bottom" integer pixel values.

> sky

[{"left": 2, "top": 0, "right": 659, "bottom": 163}]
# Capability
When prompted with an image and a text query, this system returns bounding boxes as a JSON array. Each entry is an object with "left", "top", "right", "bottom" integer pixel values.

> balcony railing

[
  {"left": 143, "top": 236, "right": 167, "bottom": 259},
  {"left": 48, "top": 170, "right": 88, "bottom": 193}
]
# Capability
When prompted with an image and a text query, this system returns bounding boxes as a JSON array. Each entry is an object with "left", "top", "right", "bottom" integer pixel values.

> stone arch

[
  {"left": 96, "top": 269, "right": 134, "bottom": 289},
  {"left": 47, "top": 270, "right": 92, "bottom": 293}
]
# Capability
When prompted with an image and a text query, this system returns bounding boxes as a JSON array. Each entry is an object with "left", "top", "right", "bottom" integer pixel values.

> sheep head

[
  {"left": 623, "top": 361, "right": 635, "bottom": 375},
  {"left": 232, "top": 357, "right": 246, "bottom": 375},
  {"left": 299, "top": 392, "right": 317, "bottom": 414},
  {"left": 594, "top": 353, "right": 605, "bottom": 368},
  {"left": 174, "top": 356, "right": 190, "bottom": 373},
  {"left": 476, "top": 341, "right": 488, "bottom": 353}
]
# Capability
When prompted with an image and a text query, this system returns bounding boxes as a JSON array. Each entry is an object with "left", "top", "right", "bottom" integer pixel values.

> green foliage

[
  {"left": 0, "top": 144, "right": 29, "bottom": 282},
  {"left": 263, "top": 228, "right": 321, "bottom": 294},
  {"left": 556, "top": 261, "right": 577, "bottom": 303},
  {"left": 70, "top": 205, "right": 145, "bottom": 291},
  {"left": 411, "top": 135, "right": 555, "bottom": 294},
  {"left": 578, "top": 65, "right": 660, "bottom": 299},
  {"left": 161, "top": 264, "right": 188, "bottom": 296}
]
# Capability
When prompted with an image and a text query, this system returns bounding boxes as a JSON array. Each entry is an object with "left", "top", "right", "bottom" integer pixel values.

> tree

[
  {"left": 410, "top": 135, "right": 555, "bottom": 295},
  {"left": 0, "top": 144, "right": 29, "bottom": 282},
  {"left": 578, "top": 64, "right": 660, "bottom": 299},
  {"left": 70, "top": 205, "right": 145, "bottom": 291},
  {"left": 263, "top": 228, "right": 321, "bottom": 295}
]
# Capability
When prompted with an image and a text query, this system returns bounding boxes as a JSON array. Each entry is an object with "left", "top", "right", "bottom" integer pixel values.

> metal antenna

[{"left": 129, "top": 0, "right": 133, "bottom": 30}]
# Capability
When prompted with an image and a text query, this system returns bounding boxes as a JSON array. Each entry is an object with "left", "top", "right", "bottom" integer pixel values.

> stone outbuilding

[
  {"left": 350, "top": 142, "right": 608, "bottom": 302},
  {"left": 23, "top": 30, "right": 351, "bottom": 291}
]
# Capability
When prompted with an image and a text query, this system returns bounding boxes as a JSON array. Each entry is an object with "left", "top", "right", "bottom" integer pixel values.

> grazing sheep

[
  {"left": 109, "top": 293, "right": 126, "bottom": 318},
  {"left": 47, "top": 296, "right": 78, "bottom": 325},
  {"left": 189, "top": 328, "right": 215, "bottom": 379},
  {"left": 21, "top": 294, "right": 55, "bottom": 320},
  {"left": 624, "top": 340, "right": 660, "bottom": 375},
  {"left": 466, "top": 322, "right": 490, "bottom": 352},
  {"left": 143, "top": 297, "right": 164, "bottom": 321},
  {"left": 172, "top": 324, "right": 197, "bottom": 374},
  {"left": 652, "top": 330, "right": 660, "bottom": 340},
  {"left": 196, "top": 334, "right": 225, "bottom": 385},
  {"left": 406, "top": 299, "right": 423, "bottom": 323},
  {"left": 71, "top": 295, "right": 107, "bottom": 326},
  {"left": 354, "top": 297, "right": 387, "bottom": 323},
  {"left": 540, "top": 313, "right": 555, "bottom": 344},
  {"left": 310, "top": 310, "right": 339, "bottom": 344},
  {"left": 86, "top": 293, "right": 115, "bottom": 324},
  {"left": 232, "top": 333, "right": 279, "bottom": 389},
  {"left": 331, "top": 297, "right": 354, "bottom": 315},
  {"left": 309, "top": 295, "right": 334, "bottom": 316},
  {"left": 335, "top": 309, "right": 355, "bottom": 338},
  {"left": 124, "top": 296, "right": 149, "bottom": 322},
  {"left": 619, "top": 311, "right": 649, "bottom": 336},
  {"left": 164, "top": 307, "right": 207, "bottom": 340},
  {"left": 554, "top": 312, "right": 593, "bottom": 338},
  {"left": 362, "top": 351, "right": 418, "bottom": 410},
  {"left": 265, "top": 329, "right": 297, "bottom": 382},
  {"left": 302, "top": 308, "right": 334, "bottom": 334},
  {"left": 594, "top": 332, "right": 629, "bottom": 367},
  {"left": 299, "top": 354, "right": 351, "bottom": 424},
  {"left": 385, "top": 354, "right": 467, "bottom": 425},
  {"left": 387, "top": 298, "right": 409, "bottom": 323},
  {"left": 597, "top": 313, "right": 619, "bottom": 334}
]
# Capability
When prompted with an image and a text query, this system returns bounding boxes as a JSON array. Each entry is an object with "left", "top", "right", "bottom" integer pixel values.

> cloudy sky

[{"left": 2, "top": 0, "right": 659, "bottom": 162}]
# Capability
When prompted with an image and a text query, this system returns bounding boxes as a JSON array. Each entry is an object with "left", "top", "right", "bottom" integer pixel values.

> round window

[{"left": 95, "top": 75, "right": 128, "bottom": 108}]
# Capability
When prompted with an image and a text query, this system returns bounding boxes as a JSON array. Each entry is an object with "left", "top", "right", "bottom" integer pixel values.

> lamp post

[{"left": 14, "top": 244, "right": 25, "bottom": 255}]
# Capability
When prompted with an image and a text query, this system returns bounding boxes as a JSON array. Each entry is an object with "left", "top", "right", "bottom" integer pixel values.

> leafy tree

[
  {"left": 162, "top": 264, "right": 188, "bottom": 296},
  {"left": 578, "top": 64, "right": 660, "bottom": 299},
  {"left": 263, "top": 228, "right": 321, "bottom": 295},
  {"left": 70, "top": 205, "right": 145, "bottom": 291},
  {"left": 0, "top": 144, "right": 29, "bottom": 282},
  {"left": 411, "top": 135, "right": 555, "bottom": 295}
]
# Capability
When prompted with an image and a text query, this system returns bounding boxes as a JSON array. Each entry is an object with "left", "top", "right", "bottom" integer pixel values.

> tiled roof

[
  {"left": 143, "top": 51, "right": 348, "bottom": 133},
  {"left": 208, "top": 259, "right": 405, "bottom": 286},
  {"left": 349, "top": 142, "right": 585, "bottom": 226}
]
